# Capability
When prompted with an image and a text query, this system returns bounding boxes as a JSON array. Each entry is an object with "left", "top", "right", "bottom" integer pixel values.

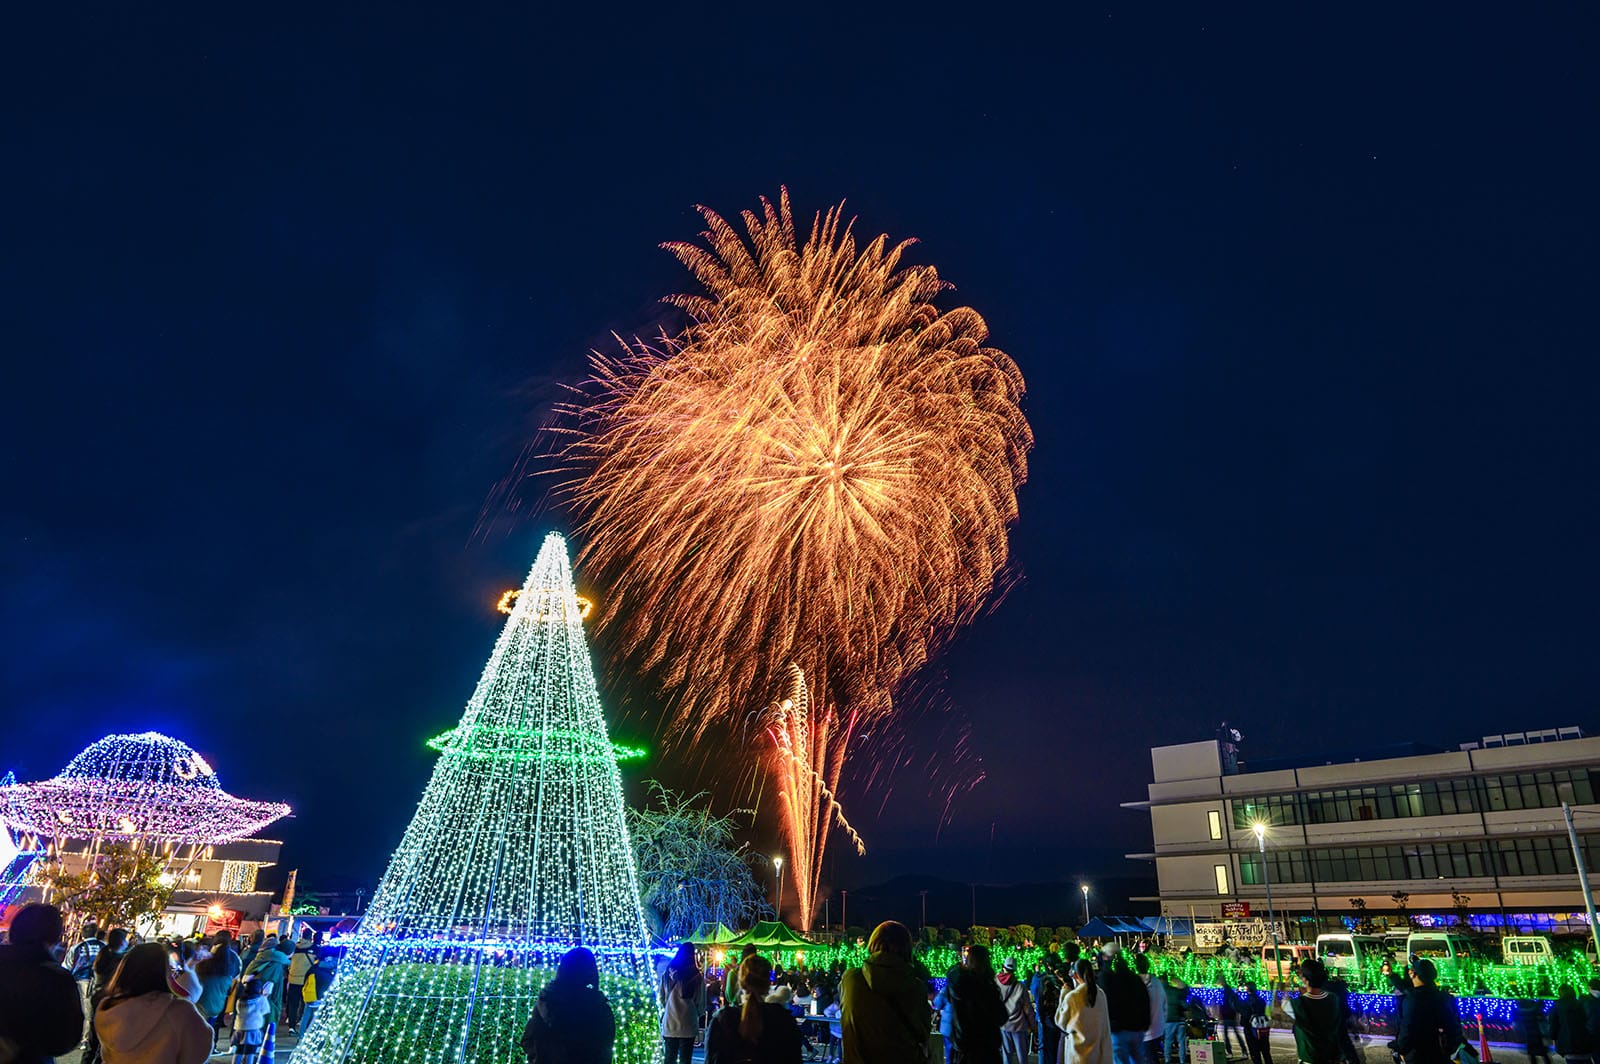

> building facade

[{"left": 1127, "top": 729, "right": 1600, "bottom": 934}]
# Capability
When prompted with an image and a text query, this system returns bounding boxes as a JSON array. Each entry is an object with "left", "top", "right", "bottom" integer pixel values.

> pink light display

[{"left": 0, "top": 732, "right": 290, "bottom": 845}]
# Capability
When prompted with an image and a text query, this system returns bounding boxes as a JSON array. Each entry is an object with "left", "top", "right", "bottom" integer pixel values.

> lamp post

[
  {"left": 1558, "top": 785, "right": 1600, "bottom": 962},
  {"left": 773, "top": 855, "right": 784, "bottom": 922},
  {"left": 1080, "top": 884, "right": 1090, "bottom": 925},
  {"left": 1252, "top": 822, "right": 1282, "bottom": 983}
]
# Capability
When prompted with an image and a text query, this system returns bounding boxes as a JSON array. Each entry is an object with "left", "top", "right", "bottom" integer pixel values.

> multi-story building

[{"left": 1126, "top": 728, "right": 1600, "bottom": 934}]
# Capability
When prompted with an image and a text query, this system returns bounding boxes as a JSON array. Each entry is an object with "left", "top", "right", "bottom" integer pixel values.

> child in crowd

[{"left": 232, "top": 975, "right": 273, "bottom": 1064}]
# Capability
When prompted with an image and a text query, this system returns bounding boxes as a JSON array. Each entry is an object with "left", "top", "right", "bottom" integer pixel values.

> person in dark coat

[
  {"left": 1550, "top": 985, "right": 1595, "bottom": 1064},
  {"left": 0, "top": 903, "right": 86, "bottom": 1064},
  {"left": 1035, "top": 949, "right": 1068, "bottom": 1064},
  {"left": 1323, "top": 970, "right": 1362, "bottom": 1064},
  {"left": 1583, "top": 980, "right": 1600, "bottom": 1046},
  {"left": 1289, "top": 960, "right": 1343, "bottom": 1064},
  {"left": 947, "top": 944, "right": 1009, "bottom": 1064},
  {"left": 1390, "top": 958, "right": 1464, "bottom": 1064},
  {"left": 1217, "top": 978, "right": 1251, "bottom": 1060},
  {"left": 520, "top": 947, "right": 617, "bottom": 1064},
  {"left": 705, "top": 953, "right": 803, "bottom": 1064},
  {"left": 1103, "top": 956, "right": 1151, "bottom": 1064},
  {"left": 839, "top": 921, "right": 932, "bottom": 1064},
  {"left": 1516, "top": 998, "right": 1552, "bottom": 1064},
  {"left": 82, "top": 927, "right": 131, "bottom": 1064}
]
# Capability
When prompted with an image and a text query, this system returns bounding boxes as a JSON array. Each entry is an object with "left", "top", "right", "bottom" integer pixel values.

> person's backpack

[{"left": 1038, "top": 972, "right": 1061, "bottom": 1018}]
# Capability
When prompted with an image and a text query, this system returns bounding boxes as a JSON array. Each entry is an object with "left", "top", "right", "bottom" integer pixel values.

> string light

[
  {"left": 0, "top": 776, "right": 46, "bottom": 912},
  {"left": 0, "top": 733, "right": 290, "bottom": 844},
  {"left": 497, "top": 588, "right": 594, "bottom": 619},
  {"left": 293, "top": 533, "right": 659, "bottom": 1064},
  {"left": 425, "top": 726, "right": 646, "bottom": 764}
]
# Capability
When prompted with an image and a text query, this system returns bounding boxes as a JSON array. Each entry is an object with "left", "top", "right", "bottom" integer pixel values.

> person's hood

[
  {"left": 862, "top": 951, "right": 923, "bottom": 995},
  {"left": 96, "top": 994, "right": 189, "bottom": 1054},
  {"left": 247, "top": 949, "right": 287, "bottom": 975}
]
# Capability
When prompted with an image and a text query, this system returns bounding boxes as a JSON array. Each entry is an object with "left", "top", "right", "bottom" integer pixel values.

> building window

[
  {"left": 1215, "top": 864, "right": 1230, "bottom": 895},
  {"left": 1230, "top": 768, "right": 1600, "bottom": 829},
  {"left": 220, "top": 861, "right": 257, "bottom": 893},
  {"left": 1208, "top": 810, "right": 1223, "bottom": 840}
]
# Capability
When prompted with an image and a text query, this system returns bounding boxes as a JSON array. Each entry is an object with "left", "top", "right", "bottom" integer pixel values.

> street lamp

[
  {"left": 1252, "top": 822, "right": 1282, "bottom": 983},
  {"left": 1080, "top": 884, "right": 1090, "bottom": 925},
  {"left": 774, "top": 856, "right": 785, "bottom": 922}
]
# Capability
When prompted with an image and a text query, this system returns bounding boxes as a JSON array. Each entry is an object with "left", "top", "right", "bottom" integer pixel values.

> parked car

[
  {"left": 1316, "top": 933, "right": 1386, "bottom": 976},
  {"left": 1405, "top": 932, "right": 1473, "bottom": 982},
  {"left": 1260, "top": 942, "right": 1317, "bottom": 981},
  {"left": 1502, "top": 935, "right": 1555, "bottom": 965}
]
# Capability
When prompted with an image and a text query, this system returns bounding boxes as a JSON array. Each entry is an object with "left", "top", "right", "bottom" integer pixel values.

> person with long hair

[
  {"left": 94, "top": 942, "right": 212, "bottom": 1064},
  {"left": 519, "top": 947, "right": 617, "bottom": 1064},
  {"left": 706, "top": 954, "right": 803, "bottom": 1064},
  {"left": 661, "top": 942, "right": 707, "bottom": 1064},
  {"left": 947, "top": 944, "right": 1008, "bottom": 1064},
  {"left": 194, "top": 930, "right": 241, "bottom": 1048},
  {"left": 1056, "top": 959, "right": 1111, "bottom": 1064},
  {"left": 840, "top": 921, "right": 934, "bottom": 1064}
]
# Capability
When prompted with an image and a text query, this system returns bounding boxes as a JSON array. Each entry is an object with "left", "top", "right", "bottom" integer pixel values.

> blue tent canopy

[{"left": 1080, "top": 916, "right": 1149, "bottom": 937}]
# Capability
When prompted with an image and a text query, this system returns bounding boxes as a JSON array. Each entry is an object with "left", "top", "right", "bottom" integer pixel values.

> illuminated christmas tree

[{"left": 293, "top": 533, "right": 658, "bottom": 1064}]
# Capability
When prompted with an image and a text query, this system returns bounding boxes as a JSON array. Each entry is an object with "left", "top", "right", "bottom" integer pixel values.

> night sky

[{"left": 5, "top": 7, "right": 1598, "bottom": 906}]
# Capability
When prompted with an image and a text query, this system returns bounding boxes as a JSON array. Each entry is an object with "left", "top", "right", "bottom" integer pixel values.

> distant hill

[{"left": 824, "top": 872, "right": 1157, "bottom": 932}]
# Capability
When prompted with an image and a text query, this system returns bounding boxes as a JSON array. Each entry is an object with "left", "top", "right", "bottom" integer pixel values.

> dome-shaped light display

[{"left": 0, "top": 732, "right": 289, "bottom": 844}]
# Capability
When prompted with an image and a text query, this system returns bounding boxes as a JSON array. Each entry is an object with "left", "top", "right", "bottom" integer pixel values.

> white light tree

[{"left": 294, "top": 533, "right": 658, "bottom": 1064}]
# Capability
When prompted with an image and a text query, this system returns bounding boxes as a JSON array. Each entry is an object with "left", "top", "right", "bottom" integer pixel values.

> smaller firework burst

[{"left": 762, "top": 664, "right": 863, "bottom": 931}]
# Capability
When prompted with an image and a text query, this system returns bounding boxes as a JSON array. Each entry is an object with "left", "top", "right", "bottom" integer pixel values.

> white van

[
  {"left": 1317, "top": 933, "right": 1386, "bottom": 976},
  {"left": 1406, "top": 932, "right": 1472, "bottom": 980},
  {"left": 1502, "top": 936, "right": 1555, "bottom": 965}
]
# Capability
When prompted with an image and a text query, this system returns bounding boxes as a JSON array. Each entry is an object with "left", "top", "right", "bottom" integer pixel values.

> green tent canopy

[
  {"left": 726, "top": 921, "right": 814, "bottom": 948},
  {"left": 687, "top": 922, "right": 741, "bottom": 945}
]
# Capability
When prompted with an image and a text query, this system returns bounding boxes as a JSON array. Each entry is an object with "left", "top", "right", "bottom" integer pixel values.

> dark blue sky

[{"left": 3, "top": 6, "right": 1597, "bottom": 897}]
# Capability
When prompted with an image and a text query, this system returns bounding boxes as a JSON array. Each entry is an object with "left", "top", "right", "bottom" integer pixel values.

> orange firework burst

[
  {"left": 764, "top": 664, "right": 862, "bottom": 930},
  {"left": 556, "top": 189, "right": 1032, "bottom": 744}
]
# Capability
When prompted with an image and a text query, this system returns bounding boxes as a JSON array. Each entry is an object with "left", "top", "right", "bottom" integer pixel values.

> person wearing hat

[
  {"left": 1388, "top": 958, "right": 1463, "bottom": 1064},
  {"left": 997, "top": 957, "right": 1037, "bottom": 1064}
]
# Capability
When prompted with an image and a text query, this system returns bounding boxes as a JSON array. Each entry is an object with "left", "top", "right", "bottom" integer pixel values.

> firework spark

[
  {"left": 764, "top": 664, "right": 861, "bottom": 930},
  {"left": 555, "top": 188, "right": 1033, "bottom": 743}
]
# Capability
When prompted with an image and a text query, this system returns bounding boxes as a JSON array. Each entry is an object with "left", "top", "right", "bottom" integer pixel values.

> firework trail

[{"left": 764, "top": 664, "right": 862, "bottom": 929}]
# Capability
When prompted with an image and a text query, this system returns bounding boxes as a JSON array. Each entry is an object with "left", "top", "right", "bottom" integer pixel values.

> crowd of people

[
  {"left": 518, "top": 924, "right": 1537, "bottom": 1064},
  {"left": 8, "top": 905, "right": 1596, "bottom": 1064},
  {"left": 0, "top": 902, "right": 334, "bottom": 1064}
]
